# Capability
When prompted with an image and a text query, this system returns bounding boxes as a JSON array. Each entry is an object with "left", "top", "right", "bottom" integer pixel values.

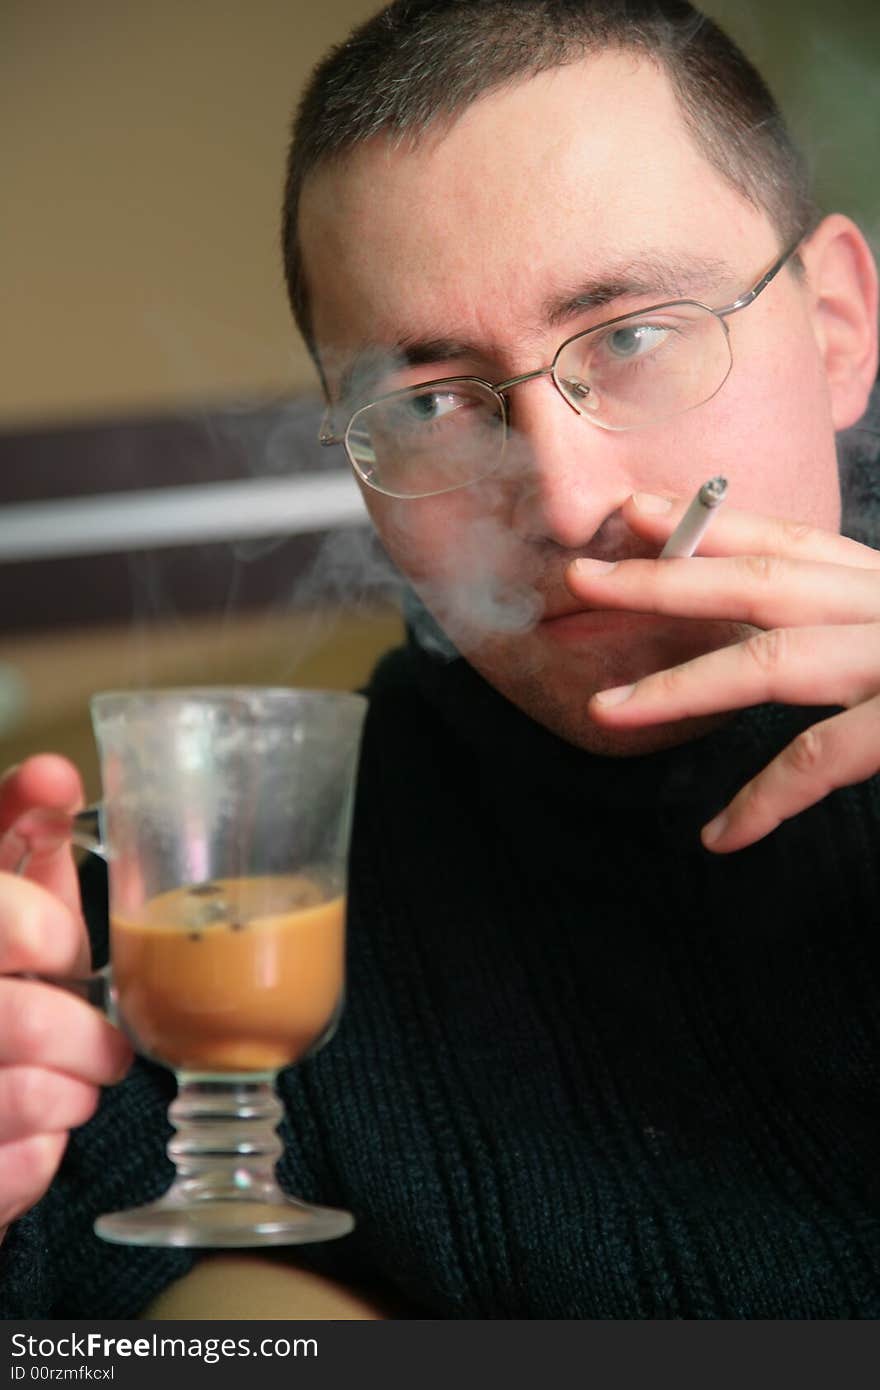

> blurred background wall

[
  {"left": 2, "top": 0, "right": 381, "bottom": 426},
  {"left": 1, "top": 0, "right": 878, "bottom": 788},
  {"left": 2, "top": 0, "right": 878, "bottom": 428}
]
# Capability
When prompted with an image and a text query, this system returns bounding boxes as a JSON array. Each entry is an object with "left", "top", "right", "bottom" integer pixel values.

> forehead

[{"left": 299, "top": 51, "right": 776, "bottom": 368}]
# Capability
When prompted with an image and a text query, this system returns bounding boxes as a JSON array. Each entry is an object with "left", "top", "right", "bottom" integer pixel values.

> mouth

[{"left": 538, "top": 608, "right": 668, "bottom": 643}]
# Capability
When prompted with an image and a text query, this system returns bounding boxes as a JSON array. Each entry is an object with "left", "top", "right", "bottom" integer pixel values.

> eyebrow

[
  {"left": 542, "top": 251, "right": 736, "bottom": 326},
  {"left": 337, "top": 339, "right": 475, "bottom": 406},
  {"left": 334, "top": 251, "right": 736, "bottom": 403}
]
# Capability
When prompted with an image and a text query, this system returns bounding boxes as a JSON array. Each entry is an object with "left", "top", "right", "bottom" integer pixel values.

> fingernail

[
  {"left": 572, "top": 559, "right": 618, "bottom": 576},
  {"left": 632, "top": 493, "right": 674, "bottom": 514},
  {"left": 593, "top": 683, "right": 635, "bottom": 707},
  {"left": 702, "top": 812, "right": 728, "bottom": 846}
]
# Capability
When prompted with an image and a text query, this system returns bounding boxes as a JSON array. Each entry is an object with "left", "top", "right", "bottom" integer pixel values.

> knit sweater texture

[{"left": 2, "top": 396, "right": 879, "bottom": 1319}]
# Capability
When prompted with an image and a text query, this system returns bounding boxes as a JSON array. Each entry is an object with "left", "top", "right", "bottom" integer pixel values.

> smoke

[
  {"left": 276, "top": 428, "right": 552, "bottom": 668},
  {"left": 118, "top": 393, "right": 358, "bottom": 684},
  {"left": 343, "top": 390, "right": 558, "bottom": 661},
  {"left": 403, "top": 515, "right": 547, "bottom": 652},
  {"left": 256, "top": 349, "right": 558, "bottom": 664},
  {"left": 106, "top": 337, "right": 414, "bottom": 675},
  {"left": 292, "top": 524, "right": 398, "bottom": 607}
]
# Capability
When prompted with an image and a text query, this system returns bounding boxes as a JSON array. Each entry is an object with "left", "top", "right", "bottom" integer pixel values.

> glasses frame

[{"left": 320, "top": 241, "right": 801, "bottom": 498}]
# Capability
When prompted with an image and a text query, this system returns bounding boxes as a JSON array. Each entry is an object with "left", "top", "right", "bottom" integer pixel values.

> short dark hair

[{"left": 282, "top": 0, "right": 819, "bottom": 357}]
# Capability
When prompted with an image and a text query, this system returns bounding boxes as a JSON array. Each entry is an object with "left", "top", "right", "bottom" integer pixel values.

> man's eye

[
  {"left": 604, "top": 324, "right": 670, "bottom": 359},
  {"left": 404, "top": 391, "right": 461, "bottom": 423}
]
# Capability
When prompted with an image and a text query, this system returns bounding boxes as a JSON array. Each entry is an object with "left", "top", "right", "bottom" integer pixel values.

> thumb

[{"left": 0, "top": 756, "right": 86, "bottom": 920}]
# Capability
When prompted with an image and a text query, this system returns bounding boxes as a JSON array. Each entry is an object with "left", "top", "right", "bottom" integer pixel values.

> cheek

[
  {"left": 364, "top": 484, "right": 526, "bottom": 584},
  {"left": 364, "top": 493, "right": 472, "bottom": 583},
  {"left": 671, "top": 330, "right": 840, "bottom": 531}
]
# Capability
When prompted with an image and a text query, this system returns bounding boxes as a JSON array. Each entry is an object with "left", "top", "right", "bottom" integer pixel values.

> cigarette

[{"left": 659, "top": 476, "right": 728, "bottom": 559}]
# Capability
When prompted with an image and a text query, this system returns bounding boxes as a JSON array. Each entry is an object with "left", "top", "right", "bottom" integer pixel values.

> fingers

[
  {"left": 588, "top": 625, "right": 880, "bottom": 726},
  {"left": 701, "top": 700, "right": 880, "bottom": 852},
  {"left": 0, "top": 977, "right": 132, "bottom": 1086},
  {"left": 621, "top": 492, "right": 880, "bottom": 570},
  {"left": 0, "top": 1066, "right": 99, "bottom": 1142},
  {"left": 0, "top": 1132, "right": 68, "bottom": 1230},
  {"left": 567, "top": 554, "right": 880, "bottom": 630},
  {"left": 0, "top": 873, "right": 91, "bottom": 976},
  {"left": 0, "top": 756, "right": 83, "bottom": 829},
  {"left": 0, "top": 868, "right": 132, "bottom": 1234},
  {"left": 570, "top": 493, "right": 880, "bottom": 855},
  {"left": 0, "top": 757, "right": 85, "bottom": 917}
]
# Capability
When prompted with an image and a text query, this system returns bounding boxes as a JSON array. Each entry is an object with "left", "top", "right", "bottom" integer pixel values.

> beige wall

[
  {"left": 1, "top": 0, "right": 378, "bottom": 428},
  {"left": 2, "top": 0, "right": 877, "bottom": 431}
]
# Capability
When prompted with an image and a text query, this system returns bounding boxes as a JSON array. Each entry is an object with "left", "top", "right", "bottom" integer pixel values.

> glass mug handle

[{"left": 2, "top": 804, "right": 110, "bottom": 1010}]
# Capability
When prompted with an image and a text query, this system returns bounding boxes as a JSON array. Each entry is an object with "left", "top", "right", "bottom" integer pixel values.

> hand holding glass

[{"left": 8, "top": 688, "right": 366, "bottom": 1248}]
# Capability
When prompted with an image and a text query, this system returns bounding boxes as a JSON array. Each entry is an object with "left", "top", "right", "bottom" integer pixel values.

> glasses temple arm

[
  {"left": 715, "top": 240, "right": 802, "bottom": 319},
  {"left": 318, "top": 409, "right": 345, "bottom": 447}
]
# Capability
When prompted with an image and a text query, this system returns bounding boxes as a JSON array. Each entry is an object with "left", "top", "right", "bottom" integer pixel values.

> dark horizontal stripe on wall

[
  {"left": 0, "top": 531, "right": 345, "bottom": 636},
  {"left": 0, "top": 397, "right": 327, "bottom": 505}
]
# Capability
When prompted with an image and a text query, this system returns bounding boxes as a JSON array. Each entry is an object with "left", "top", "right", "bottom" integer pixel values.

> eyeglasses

[{"left": 319, "top": 243, "right": 799, "bottom": 499}]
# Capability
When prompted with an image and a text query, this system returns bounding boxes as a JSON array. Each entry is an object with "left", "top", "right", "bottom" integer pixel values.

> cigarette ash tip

[{"left": 698, "top": 476, "right": 728, "bottom": 508}]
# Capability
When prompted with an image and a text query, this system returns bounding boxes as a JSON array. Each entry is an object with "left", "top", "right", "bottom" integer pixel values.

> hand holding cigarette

[
  {"left": 659, "top": 476, "right": 728, "bottom": 558},
  {"left": 565, "top": 489, "right": 880, "bottom": 854}
]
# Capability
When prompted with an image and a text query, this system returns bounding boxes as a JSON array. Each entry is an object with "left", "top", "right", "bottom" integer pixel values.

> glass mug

[{"left": 5, "top": 688, "right": 366, "bottom": 1248}]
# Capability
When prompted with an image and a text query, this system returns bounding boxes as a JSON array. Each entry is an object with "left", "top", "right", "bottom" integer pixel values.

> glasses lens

[
  {"left": 554, "top": 304, "right": 732, "bottom": 430},
  {"left": 345, "top": 380, "right": 505, "bottom": 498}
]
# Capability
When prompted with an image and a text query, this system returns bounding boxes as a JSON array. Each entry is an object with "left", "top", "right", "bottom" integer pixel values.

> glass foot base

[{"left": 94, "top": 1195, "right": 355, "bottom": 1248}]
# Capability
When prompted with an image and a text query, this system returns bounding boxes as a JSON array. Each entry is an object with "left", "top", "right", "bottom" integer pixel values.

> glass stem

[{"left": 166, "top": 1076, "right": 284, "bottom": 1205}]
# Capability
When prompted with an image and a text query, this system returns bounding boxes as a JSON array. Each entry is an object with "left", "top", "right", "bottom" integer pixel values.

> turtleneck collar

[{"left": 370, "top": 630, "right": 838, "bottom": 858}]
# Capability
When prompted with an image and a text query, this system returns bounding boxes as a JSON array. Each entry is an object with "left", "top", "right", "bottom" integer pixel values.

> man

[{"left": 1, "top": 0, "right": 878, "bottom": 1317}]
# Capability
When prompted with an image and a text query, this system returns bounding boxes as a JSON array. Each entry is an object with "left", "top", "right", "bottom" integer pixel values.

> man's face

[{"left": 300, "top": 52, "right": 842, "bottom": 754}]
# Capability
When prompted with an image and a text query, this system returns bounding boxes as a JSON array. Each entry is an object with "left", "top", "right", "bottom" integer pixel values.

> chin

[
  {"left": 465, "top": 615, "right": 753, "bottom": 757},
  {"left": 530, "top": 703, "right": 730, "bottom": 756}
]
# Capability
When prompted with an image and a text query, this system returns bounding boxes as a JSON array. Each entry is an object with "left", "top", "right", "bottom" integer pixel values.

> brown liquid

[{"left": 111, "top": 874, "right": 344, "bottom": 1073}]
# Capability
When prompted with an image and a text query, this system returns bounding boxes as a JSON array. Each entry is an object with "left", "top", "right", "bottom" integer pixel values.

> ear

[{"left": 800, "top": 214, "right": 879, "bottom": 430}]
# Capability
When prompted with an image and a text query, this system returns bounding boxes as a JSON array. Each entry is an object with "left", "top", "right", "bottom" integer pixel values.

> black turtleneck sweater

[{"left": 2, "top": 633, "right": 879, "bottom": 1319}]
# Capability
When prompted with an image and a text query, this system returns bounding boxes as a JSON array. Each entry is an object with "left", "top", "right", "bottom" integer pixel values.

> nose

[{"left": 502, "top": 375, "right": 638, "bottom": 549}]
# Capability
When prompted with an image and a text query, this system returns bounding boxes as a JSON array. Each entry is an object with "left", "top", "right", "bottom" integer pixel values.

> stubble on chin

[{"left": 463, "top": 618, "right": 755, "bottom": 756}]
